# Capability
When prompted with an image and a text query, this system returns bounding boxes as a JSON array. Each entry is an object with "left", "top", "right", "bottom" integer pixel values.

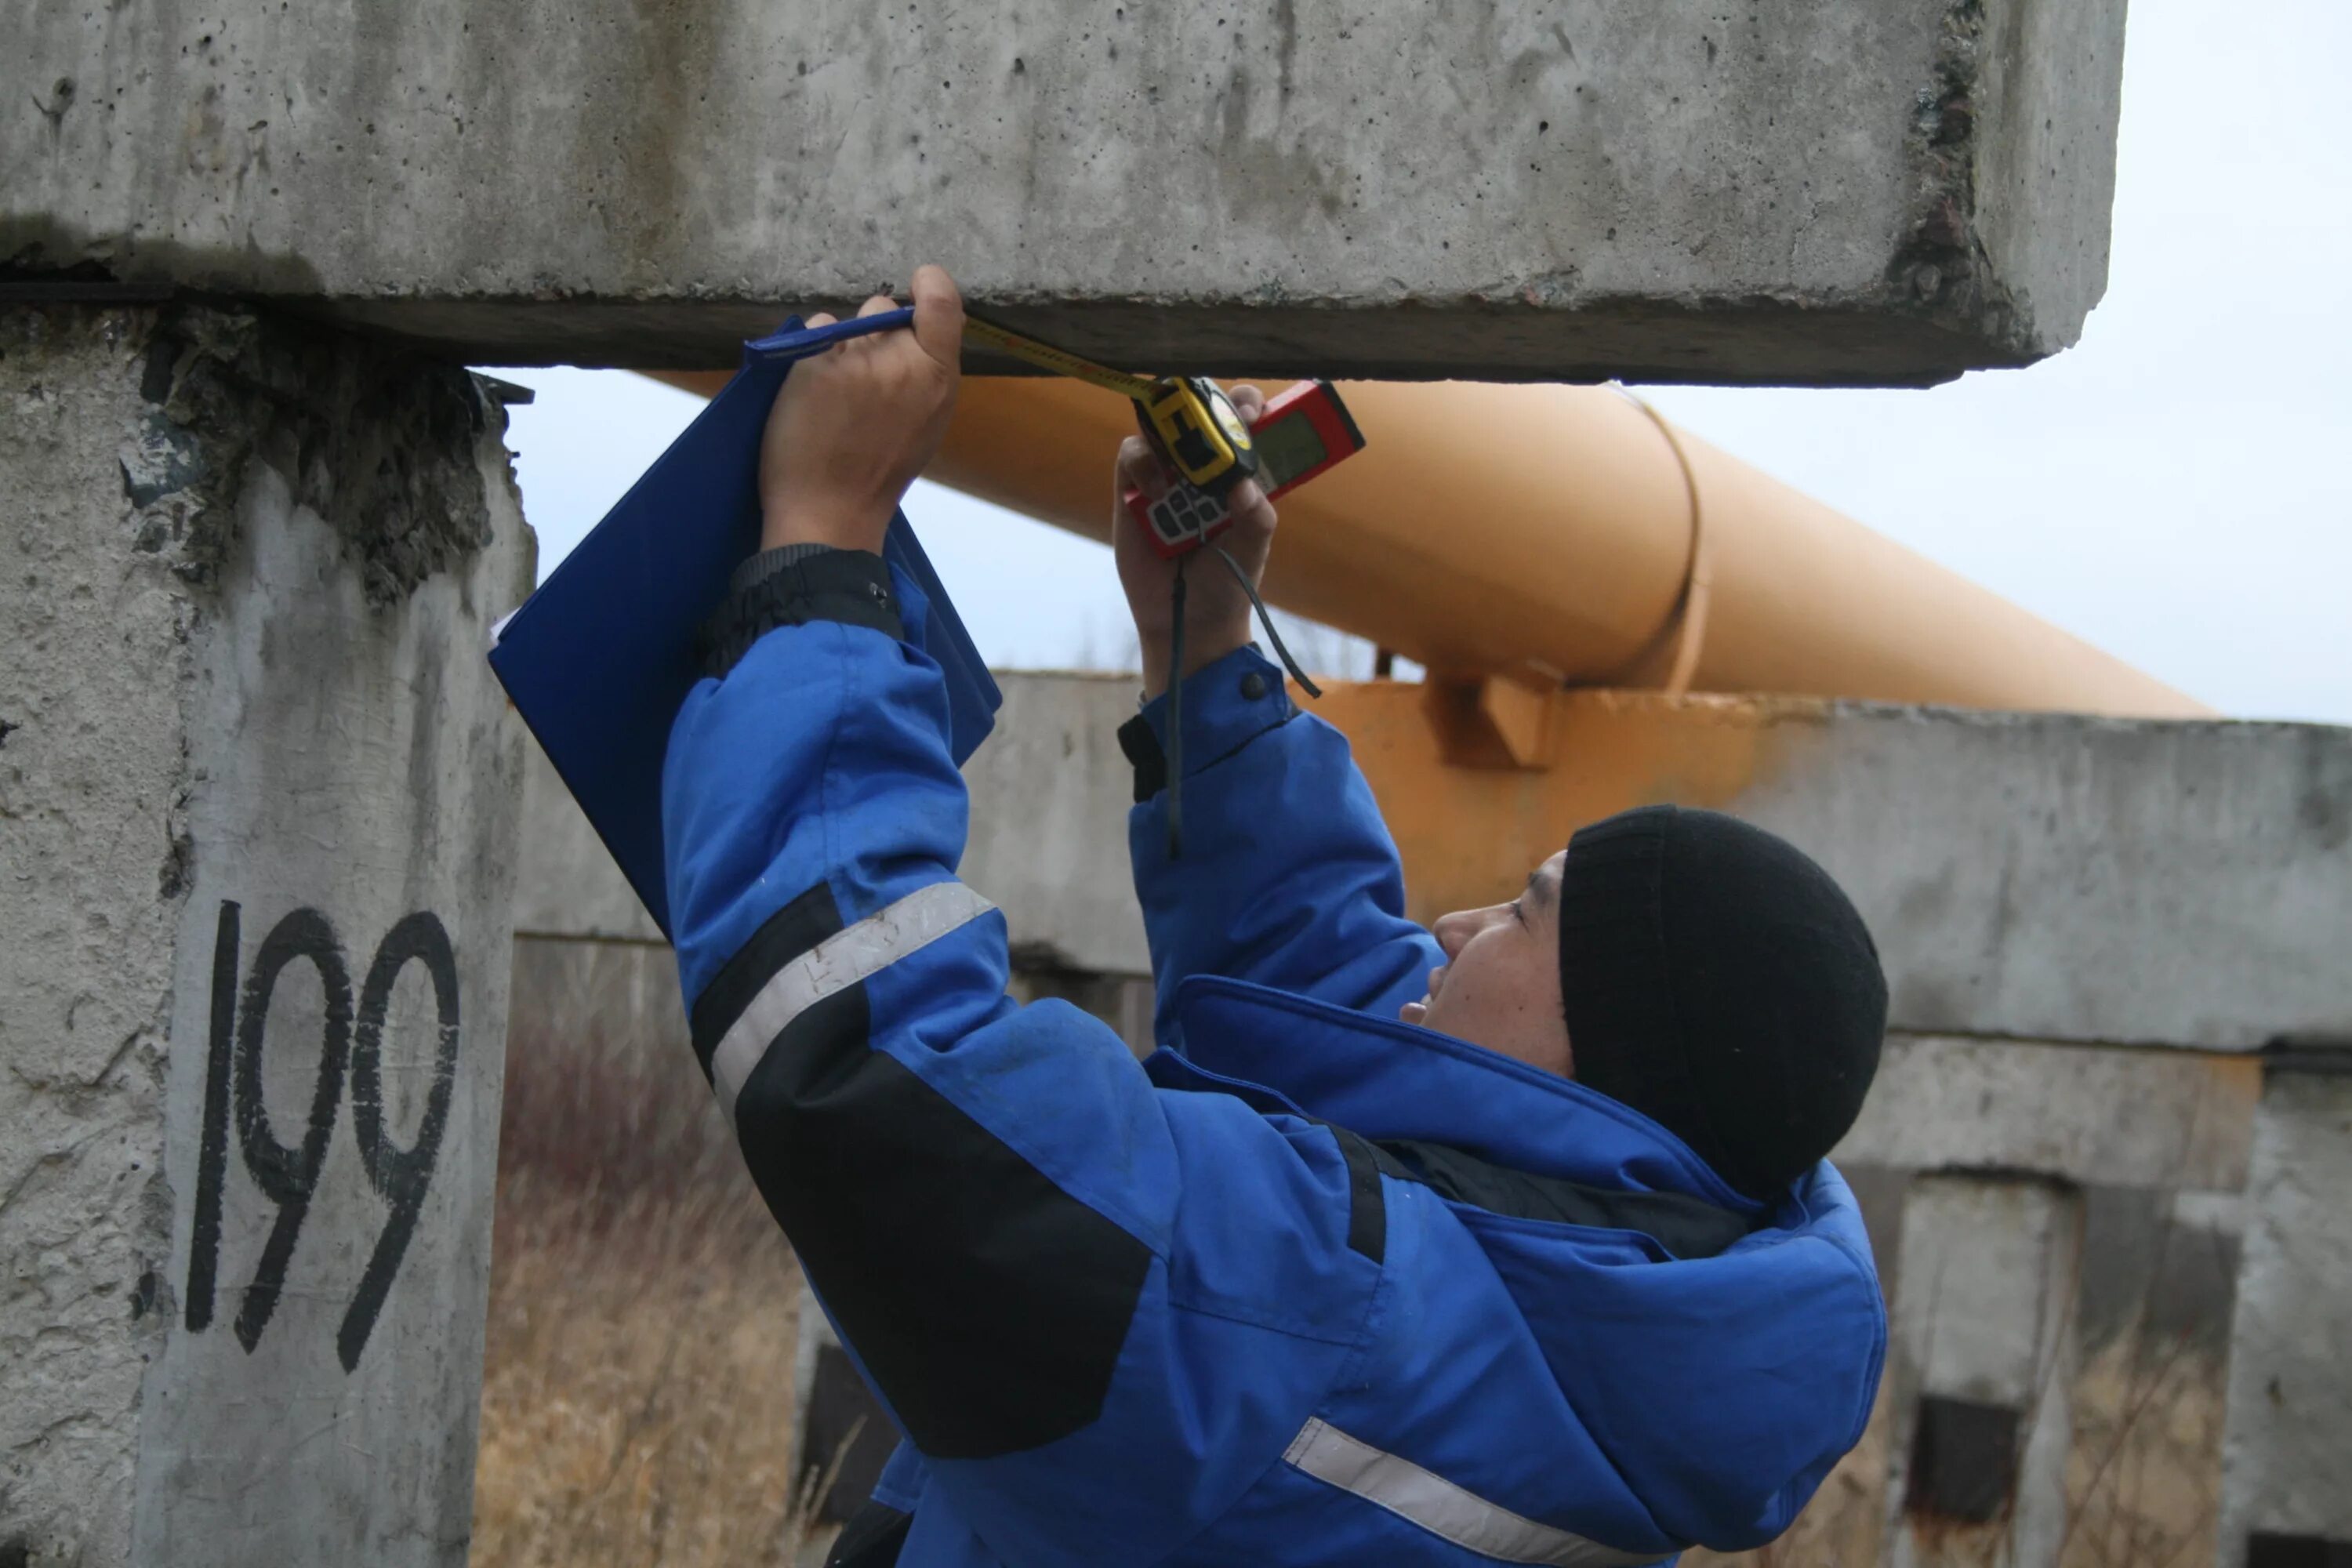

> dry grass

[
  {"left": 472, "top": 1011, "right": 829, "bottom": 1568},
  {"left": 2059, "top": 1334, "right": 2227, "bottom": 1568},
  {"left": 472, "top": 1178, "right": 817, "bottom": 1567}
]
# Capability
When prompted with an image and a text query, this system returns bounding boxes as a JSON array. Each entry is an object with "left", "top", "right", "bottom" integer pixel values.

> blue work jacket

[{"left": 662, "top": 557, "right": 1886, "bottom": 1568}]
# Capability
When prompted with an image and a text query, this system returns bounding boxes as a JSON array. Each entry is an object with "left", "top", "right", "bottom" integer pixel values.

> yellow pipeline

[{"left": 650, "top": 372, "right": 2209, "bottom": 719}]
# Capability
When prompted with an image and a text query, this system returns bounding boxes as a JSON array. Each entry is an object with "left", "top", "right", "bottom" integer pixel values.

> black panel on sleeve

[
  {"left": 699, "top": 546, "right": 903, "bottom": 678},
  {"left": 688, "top": 881, "right": 843, "bottom": 1080},
  {"left": 720, "top": 883, "right": 1155, "bottom": 1460},
  {"left": 1327, "top": 1126, "right": 1388, "bottom": 1264},
  {"left": 1116, "top": 712, "right": 1167, "bottom": 803}
]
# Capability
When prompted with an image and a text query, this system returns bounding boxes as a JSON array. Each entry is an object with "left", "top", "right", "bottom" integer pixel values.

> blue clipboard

[{"left": 488, "top": 310, "right": 1002, "bottom": 939}]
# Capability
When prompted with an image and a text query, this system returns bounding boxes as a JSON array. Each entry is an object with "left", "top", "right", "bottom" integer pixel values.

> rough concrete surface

[
  {"left": 0, "top": 303, "right": 533, "bottom": 1567},
  {"left": 1838, "top": 1035, "right": 2258, "bottom": 1193},
  {"left": 2, "top": 307, "right": 193, "bottom": 1568},
  {"left": 2216, "top": 1069, "right": 2352, "bottom": 1568},
  {"left": 1741, "top": 704, "right": 2352, "bottom": 1051},
  {"left": 960, "top": 672, "right": 1153, "bottom": 979},
  {"left": 5, "top": 0, "right": 2121, "bottom": 383},
  {"left": 510, "top": 750, "right": 662, "bottom": 946}
]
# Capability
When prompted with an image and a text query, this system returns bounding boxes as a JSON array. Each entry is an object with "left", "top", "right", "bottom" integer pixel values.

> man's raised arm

[
  {"left": 661, "top": 274, "right": 1388, "bottom": 1566},
  {"left": 1110, "top": 423, "right": 1444, "bottom": 1036}
]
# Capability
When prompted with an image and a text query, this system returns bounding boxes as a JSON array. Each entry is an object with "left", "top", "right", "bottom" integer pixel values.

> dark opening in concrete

[
  {"left": 2249, "top": 1534, "right": 2352, "bottom": 1568},
  {"left": 1904, "top": 1394, "right": 2020, "bottom": 1524}
]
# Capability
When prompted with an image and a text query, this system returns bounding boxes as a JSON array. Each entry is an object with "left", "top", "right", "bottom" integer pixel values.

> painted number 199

[{"left": 182, "top": 899, "right": 462, "bottom": 1372}]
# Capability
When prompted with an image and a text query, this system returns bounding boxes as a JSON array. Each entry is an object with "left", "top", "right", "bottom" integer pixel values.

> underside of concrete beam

[{"left": 5, "top": 0, "right": 2123, "bottom": 383}]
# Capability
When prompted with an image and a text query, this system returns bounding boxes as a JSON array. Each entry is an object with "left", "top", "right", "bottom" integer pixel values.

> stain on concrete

[
  {"left": 2078, "top": 1185, "right": 2240, "bottom": 1356},
  {"left": 1880, "top": 0, "right": 2023, "bottom": 346},
  {"left": 2, "top": 225, "right": 331, "bottom": 303}
]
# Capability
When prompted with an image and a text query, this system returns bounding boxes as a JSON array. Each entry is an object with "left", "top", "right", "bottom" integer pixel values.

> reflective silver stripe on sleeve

[
  {"left": 711, "top": 880, "right": 996, "bottom": 1127},
  {"left": 1282, "top": 1418, "right": 1665, "bottom": 1566}
]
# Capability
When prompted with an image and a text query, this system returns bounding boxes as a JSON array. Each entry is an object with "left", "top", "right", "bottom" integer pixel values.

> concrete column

[
  {"left": 1, "top": 304, "right": 532, "bottom": 1566},
  {"left": 2216, "top": 1063, "right": 2352, "bottom": 1568},
  {"left": 1882, "top": 1175, "right": 2084, "bottom": 1566}
]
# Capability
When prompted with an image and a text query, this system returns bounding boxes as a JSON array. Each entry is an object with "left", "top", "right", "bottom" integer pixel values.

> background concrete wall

[
  {"left": 947, "top": 677, "right": 2352, "bottom": 1054},
  {"left": 0, "top": 304, "right": 534, "bottom": 1567},
  {"left": 2216, "top": 1068, "right": 2352, "bottom": 1567},
  {"left": 4, "top": 0, "right": 2121, "bottom": 384}
]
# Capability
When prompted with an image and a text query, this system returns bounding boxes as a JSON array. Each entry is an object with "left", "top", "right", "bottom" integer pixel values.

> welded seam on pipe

[{"left": 1617, "top": 389, "right": 1714, "bottom": 699}]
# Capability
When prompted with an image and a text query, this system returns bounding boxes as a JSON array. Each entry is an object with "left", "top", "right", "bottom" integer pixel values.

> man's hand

[
  {"left": 759, "top": 264, "right": 965, "bottom": 554},
  {"left": 1115, "top": 383, "right": 1278, "bottom": 699}
]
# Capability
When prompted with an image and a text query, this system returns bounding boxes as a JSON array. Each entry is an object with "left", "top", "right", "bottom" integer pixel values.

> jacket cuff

[
  {"left": 1116, "top": 645, "right": 1296, "bottom": 803},
  {"left": 699, "top": 546, "right": 903, "bottom": 679}
]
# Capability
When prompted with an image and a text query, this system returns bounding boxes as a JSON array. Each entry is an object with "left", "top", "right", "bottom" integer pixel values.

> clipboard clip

[{"left": 743, "top": 308, "right": 918, "bottom": 364}]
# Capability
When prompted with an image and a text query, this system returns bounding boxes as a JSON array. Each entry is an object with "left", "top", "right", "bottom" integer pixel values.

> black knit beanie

[{"left": 1555, "top": 805, "right": 1886, "bottom": 1200}]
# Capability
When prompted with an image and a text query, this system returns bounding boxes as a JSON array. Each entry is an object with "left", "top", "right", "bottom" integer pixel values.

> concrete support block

[
  {"left": 1302, "top": 681, "right": 2352, "bottom": 1050},
  {"left": 942, "top": 677, "right": 2352, "bottom": 1054},
  {"left": 1882, "top": 1175, "right": 2082, "bottom": 1566},
  {"left": 1838, "top": 1035, "right": 2260, "bottom": 1193},
  {"left": 0, "top": 304, "right": 532, "bottom": 1566},
  {"left": 960, "top": 673, "right": 1151, "bottom": 981},
  {"left": 5, "top": 0, "right": 2122, "bottom": 383},
  {"left": 2217, "top": 1066, "right": 2352, "bottom": 1568}
]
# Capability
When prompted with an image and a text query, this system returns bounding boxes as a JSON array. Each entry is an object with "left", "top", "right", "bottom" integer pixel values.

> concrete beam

[
  {"left": 512, "top": 670, "right": 2352, "bottom": 1049},
  {"left": 5, "top": 0, "right": 2122, "bottom": 383},
  {"left": 1, "top": 303, "right": 532, "bottom": 1566},
  {"left": 1838, "top": 1036, "right": 2259, "bottom": 1194},
  {"left": 938, "top": 676, "right": 2352, "bottom": 1051}
]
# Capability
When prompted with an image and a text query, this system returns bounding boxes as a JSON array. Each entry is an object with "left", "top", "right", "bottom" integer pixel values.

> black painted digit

[
  {"left": 181, "top": 901, "right": 456, "bottom": 1367},
  {"left": 338, "top": 911, "right": 461, "bottom": 1371},
  {"left": 230, "top": 907, "right": 354, "bottom": 1353},
  {"left": 184, "top": 899, "right": 241, "bottom": 1332}
]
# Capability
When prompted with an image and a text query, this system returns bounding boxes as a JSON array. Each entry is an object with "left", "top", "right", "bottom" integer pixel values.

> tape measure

[
  {"left": 964, "top": 314, "right": 1263, "bottom": 499},
  {"left": 1124, "top": 379, "right": 1364, "bottom": 560},
  {"left": 757, "top": 301, "right": 1365, "bottom": 859},
  {"left": 964, "top": 314, "right": 1367, "bottom": 560}
]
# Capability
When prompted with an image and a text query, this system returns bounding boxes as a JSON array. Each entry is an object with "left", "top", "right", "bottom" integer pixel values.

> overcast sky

[{"left": 485, "top": 0, "right": 2350, "bottom": 725}]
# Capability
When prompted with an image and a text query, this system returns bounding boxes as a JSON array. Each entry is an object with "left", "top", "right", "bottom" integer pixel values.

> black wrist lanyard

[{"left": 1160, "top": 549, "right": 1323, "bottom": 858}]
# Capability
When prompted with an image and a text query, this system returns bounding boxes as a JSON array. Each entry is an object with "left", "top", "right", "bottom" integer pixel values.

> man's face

[{"left": 1403, "top": 851, "right": 1573, "bottom": 1078}]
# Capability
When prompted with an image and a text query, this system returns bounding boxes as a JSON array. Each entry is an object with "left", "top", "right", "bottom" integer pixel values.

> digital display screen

[{"left": 1253, "top": 410, "right": 1330, "bottom": 490}]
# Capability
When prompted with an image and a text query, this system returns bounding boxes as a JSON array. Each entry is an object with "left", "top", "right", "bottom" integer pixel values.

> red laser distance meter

[{"left": 1125, "top": 380, "right": 1367, "bottom": 560}]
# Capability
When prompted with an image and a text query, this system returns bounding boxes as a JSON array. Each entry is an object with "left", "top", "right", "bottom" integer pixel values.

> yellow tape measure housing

[{"left": 1140, "top": 377, "right": 1259, "bottom": 497}]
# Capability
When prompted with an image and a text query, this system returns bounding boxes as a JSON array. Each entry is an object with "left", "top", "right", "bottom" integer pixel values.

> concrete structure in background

[
  {"left": 1, "top": 305, "right": 532, "bottom": 1566},
  {"left": 507, "top": 673, "right": 2351, "bottom": 1566},
  {"left": 2219, "top": 1070, "right": 2352, "bottom": 1568},
  {"left": 7, "top": 0, "right": 2122, "bottom": 384}
]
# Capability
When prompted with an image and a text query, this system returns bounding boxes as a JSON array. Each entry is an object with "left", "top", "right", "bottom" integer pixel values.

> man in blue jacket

[{"left": 664, "top": 266, "right": 1889, "bottom": 1568}]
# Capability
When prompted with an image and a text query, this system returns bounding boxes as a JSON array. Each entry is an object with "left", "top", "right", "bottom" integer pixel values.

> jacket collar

[{"left": 1154, "top": 975, "right": 1759, "bottom": 1215}]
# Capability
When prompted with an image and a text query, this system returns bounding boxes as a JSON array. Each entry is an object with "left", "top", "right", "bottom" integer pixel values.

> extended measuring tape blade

[{"left": 963, "top": 312, "right": 1160, "bottom": 400}]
